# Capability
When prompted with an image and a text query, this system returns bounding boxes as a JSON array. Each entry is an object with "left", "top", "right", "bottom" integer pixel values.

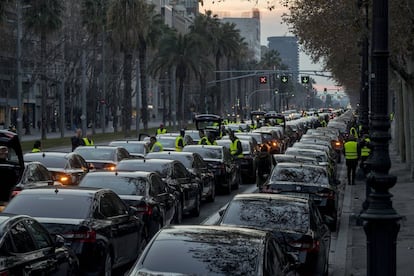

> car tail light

[
  {"left": 135, "top": 203, "right": 153, "bottom": 216},
  {"left": 261, "top": 186, "right": 281, "bottom": 193},
  {"left": 0, "top": 270, "right": 9, "bottom": 276},
  {"left": 62, "top": 230, "right": 96, "bottom": 243},
  {"left": 104, "top": 164, "right": 117, "bottom": 171},
  {"left": 55, "top": 173, "right": 72, "bottom": 185},
  {"left": 289, "top": 238, "right": 320, "bottom": 252},
  {"left": 11, "top": 187, "right": 22, "bottom": 198}
]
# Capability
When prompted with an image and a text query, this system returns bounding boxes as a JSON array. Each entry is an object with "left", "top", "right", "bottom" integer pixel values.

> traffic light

[
  {"left": 259, "top": 76, "right": 267, "bottom": 84},
  {"left": 301, "top": 76, "right": 310, "bottom": 84},
  {"left": 281, "top": 75, "right": 289, "bottom": 84}
]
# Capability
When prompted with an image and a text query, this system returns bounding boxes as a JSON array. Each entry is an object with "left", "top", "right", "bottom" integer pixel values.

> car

[
  {"left": 4, "top": 187, "right": 146, "bottom": 275},
  {"left": 23, "top": 151, "right": 90, "bottom": 185},
  {"left": 215, "top": 138, "right": 257, "bottom": 183},
  {"left": 108, "top": 140, "right": 149, "bottom": 158},
  {"left": 0, "top": 213, "right": 79, "bottom": 275},
  {"left": 182, "top": 144, "right": 241, "bottom": 194},
  {"left": 0, "top": 130, "right": 24, "bottom": 204},
  {"left": 145, "top": 151, "right": 216, "bottom": 202},
  {"left": 217, "top": 193, "right": 330, "bottom": 275},
  {"left": 11, "top": 161, "right": 59, "bottom": 198},
  {"left": 272, "top": 154, "right": 319, "bottom": 167},
  {"left": 126, "top": 225, "right": 298, "bottom": 276},
  {"left": 74, "top": 145, "right": 132, "bottom": 171},
  {"left": 79, "top": 171, "right": 177, "bottom": 239},
  {"left": 116, "top": 158, "right": 201, "bottom": 222},
  {"left": 262, "top": 162, "right": 338, "bottom": 231}
]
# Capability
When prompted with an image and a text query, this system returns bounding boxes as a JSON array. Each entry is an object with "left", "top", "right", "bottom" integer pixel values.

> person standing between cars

[
  {"left": 229, "top": 131, "right": 243, "bottom": 158},
  {"left": 71, "top": 128, "right": 84, "bottom": 151},
  {"left": 31, "top": 140, "right": 42, "bottom": 152},
  {"left": 207, "top": 132, "right": 218, "bottom": 145},
  {"left": 148, "top": 136, "right": 163, "bottom": 152},
  {"left": 359, "top": 134, "right": 371, "bottom": 174},
  {"left": 349, "top": 125, "right": 359, "bottom": 139},
  {"left": 156, "top": 124, "right": 167, "bottom": 135},
  {"left": 343, "top": 136, "right": 360, "bottom": 185},
  {"left": 175, "top": 129, "right": 186, "bottom": 152},
  {"left": 198, "top": 130, "right": 209, "bottom": 145},
  {"left": 83, "top": 133, "right": 94, "bottom": 146}
]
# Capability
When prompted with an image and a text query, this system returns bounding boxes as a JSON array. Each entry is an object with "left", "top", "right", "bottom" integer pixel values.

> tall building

[{"left": 267, "top": 36, "right": 299, "bottom": 76}]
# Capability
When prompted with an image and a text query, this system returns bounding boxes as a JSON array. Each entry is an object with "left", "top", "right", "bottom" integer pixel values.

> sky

[{"left": 200, "top": 1, "right": 339, "bottom": 93}]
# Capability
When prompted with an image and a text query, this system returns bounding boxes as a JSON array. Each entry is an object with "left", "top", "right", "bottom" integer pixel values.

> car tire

[
  {"left": 103, "top": 252, "right": 112, "bottom": 276},
  {"left": 190, "top": 194, "right": 200, "bottom": 217}
]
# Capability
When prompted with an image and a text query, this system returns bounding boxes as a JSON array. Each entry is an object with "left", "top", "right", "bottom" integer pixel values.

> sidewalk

[{"left": 343, "top": 144, "right": 414, "bottom": 275}]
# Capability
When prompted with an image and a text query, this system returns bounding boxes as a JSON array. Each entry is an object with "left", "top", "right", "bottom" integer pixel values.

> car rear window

[
  {"left": 24, "top": 155, "right": 67, "bottom": 168},
  {"left": 109, "top": 142, "right": 145, "bottom": 154},
  {"left": 80, "top": 175, "right": 146, "bottom": 196},
  {"left": 117, "top": 162, "right": 170, "bottom": 178},
  {"left": 221, "top": 199, "right": 309, "bottom": 233},
  {"left": 5, "top": 193, "right": 92, "bottom": 219},
  {"left": 75, "top": 148, "right": 115, "bottom": 160},
  {"left": 271, "top": 166, "right": 329, "bottom": 185},
  {"left": 183, "top": 147, "right": 222, "bottom": 159}
]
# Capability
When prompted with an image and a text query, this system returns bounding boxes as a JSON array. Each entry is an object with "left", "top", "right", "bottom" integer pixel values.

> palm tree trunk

[
  {"left": 41, "top": 31, "right": 47, "bottom": 140},
  {"left": 123, "top": 51, "right": 132, "bottom": 137},
  {"left": 139, "top": 42, "right": 148, "bottom": 130},
  {"left": 215, "top": 55, "right": 221, "bottom": 115}
]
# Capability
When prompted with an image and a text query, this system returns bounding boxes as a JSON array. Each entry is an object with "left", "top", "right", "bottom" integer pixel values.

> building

[{"left": 267, "top": 36, "right": 299, "bottom": 77}]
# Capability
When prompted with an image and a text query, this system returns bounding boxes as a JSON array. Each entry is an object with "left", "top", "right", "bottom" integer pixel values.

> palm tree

[
  {"left": 24, "top": 0, "right": 64, "bottom": 140},
  {"left": 150, "top": 31, "right": 212, "bottom": 128},
  {"left": 107, "top": 0, "right": 145, "bottom": 136}
]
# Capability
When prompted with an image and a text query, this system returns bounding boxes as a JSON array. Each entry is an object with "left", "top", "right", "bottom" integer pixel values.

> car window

[
  {"left": 80, "top": 175, "right": 146, "bottom": 196},
  {"left": 173, "top": 163, "right": 188, "bottom": 178},
  {"left": 118, "top": 148, "right": 130, "bottom": 160},
  {"left": 150, "top": 176, "right": 162, "bottom": 196},
  {"left": 100, "top": 193, "right": 126, "bottom": 217},
  {"left": 25, "top": 219, "right": 53, "bottom": 249},
  {"left": 24, "top": 155, "right": 67, "bottom": 168},
  {"left": 9, "top": 221, "right": 37, "bottom": 253},
  {"left": 270, "top": 165, "right": 329, "bottom": 185},
  {"left": 68, "top": 155, "right": 82, "bottom": 169},
  {"left": 108, "top": 193, "right": 128, "bottom": 216},
  {"left": 265, "top": 239, "right": 283, "bottom": 275}
]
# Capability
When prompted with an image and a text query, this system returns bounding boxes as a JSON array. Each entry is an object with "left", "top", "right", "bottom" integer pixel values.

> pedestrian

[
  {"left": 83, "top": 133, "right": 94, "bottom": 146},
  {"left": 198, "top": 130, "right": 209, "bottom": 145},
  {"left": 349, "top": 125, "right": 359, "bottom": 139},
  {"left": 343, "top": 136, "right": 360, "bottom": 185},
  {"left": 207, "top": 132, "right": 218, "bottom": 145},
  {"left": 359, "top": 134, "right": 372, "bottom": 175},
  {"left": 71, "top": 128, "right": 84, "bottom": 151},
  {"left": 156, "top": 124, "right": 167, "bottom": 135},
  {"left": 147, "top": 136, "right": 163, "bottom": 152},
  {"left": 228, "top": 131, "right": 243, "bottom": 158},
  {"left": 31, "top": 140, "right": 42, "bottom": 152},
  {"left": 256, "top": 143, "right": 272, "bottom": 189},
  {"left": 175, "top": 129, "right": 186, "bottom": 152}
]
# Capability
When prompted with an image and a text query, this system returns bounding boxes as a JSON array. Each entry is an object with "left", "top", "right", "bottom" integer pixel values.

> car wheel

[
  {"left": 191, "top": 194, "right": 200, "bottom": 217},
  {"left": 207, "top": 183, "right": 215, "bottom": 202},
  {"left": 103, "top": 252, "right": 112, "bottom": 276},
  {"left": 174, "top": 202, "right": 183, "bottom": 224}
]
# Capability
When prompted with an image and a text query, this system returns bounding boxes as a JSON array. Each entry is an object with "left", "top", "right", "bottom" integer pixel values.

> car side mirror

[
  {"left": 54, "top": 234, "right": 65, "bottom": 248},
  {"left": 129, "top": 206, "right": 138, "bottom": 216}
]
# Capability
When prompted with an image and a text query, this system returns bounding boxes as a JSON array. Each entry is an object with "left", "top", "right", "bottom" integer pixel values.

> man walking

[
  {"left": 175, "top": 129, "right": 186, "bottom": 152},
  {"left": 71, "top": 128, "right": 84, "bottom": 151},
  {"left": 343, "top": 136, "right": 360, "bottom": 185}
]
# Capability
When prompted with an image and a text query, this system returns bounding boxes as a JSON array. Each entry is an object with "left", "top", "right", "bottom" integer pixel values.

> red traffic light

[{"left": 259, "top": 76, "right": 267, "bottom": 84}]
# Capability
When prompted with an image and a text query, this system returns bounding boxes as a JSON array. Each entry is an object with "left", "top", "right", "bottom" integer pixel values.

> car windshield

[
  {"left": 141, "top": 230, "right": 259, "bottom": 275},
  {"left": 156, "top": 137, "right": 176, "bottom": 148},
  {"left": 270, "top": 166, "right": 329, "bottom": 185},
  {"left": 285, "top": 148, "right": 328, "bottom": 162},
  {"left": 80, "top": 175, "right": 146, "bottom": 196},
  {"left": 109, "top": 142, "right": 145, "bottom": 154},
  {"left": 5, "top": 193, "right": 92, "bottom": 219},
  {"left": 75, "top": 148, "right": 115, "bottom": 160},
  {"left": 146, "top": 154, "right": 192, "bottom": 168},
  {"left": 24, "top": 155, "right": 67, "bottom": 168},
  {"left": 117, "top": 162, "right": 170, "bottom": 178},
  {"left": 183, "top": 147, "right": 222, "bottom": 160},
  {"left": 221, "top": 199, "right": 309, "bottom": 233}
]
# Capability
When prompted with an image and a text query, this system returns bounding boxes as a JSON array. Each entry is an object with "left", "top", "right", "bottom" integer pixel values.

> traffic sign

[
  {"left": 281, "top": 75, "right": 289, "bottom": 84},
  {"left": 259, "top": 76, "right": 267, "bottom": 84},
  {"left": 301, "top": 76, "right": 310, "bottom": 84}
]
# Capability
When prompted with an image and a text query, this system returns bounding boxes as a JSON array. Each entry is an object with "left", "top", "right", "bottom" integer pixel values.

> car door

[
  {"left": 0, "top": 220, "right": 60, "bottom": 275},
  {"left": 311, "top": 204, "right": 331, "bottom": 270},
  {"left": 173, "top": 162, "right": 198, "bottom": 209},
  {"left": 150, "top": 174, "right": 176, "bottom": 226}
]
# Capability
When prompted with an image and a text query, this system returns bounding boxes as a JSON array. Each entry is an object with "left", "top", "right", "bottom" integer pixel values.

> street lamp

[
  {"left": 360, "top": 1, "right": 401, "bottom": 275},
  {"left": 358, "top": 0, "right": 369, "bottom": 134},
  {"left": 246, "top": 88, "right": 277, "bottom": 111}
]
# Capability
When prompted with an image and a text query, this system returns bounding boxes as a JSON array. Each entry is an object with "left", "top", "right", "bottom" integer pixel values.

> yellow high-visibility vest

[
  {"left": 344, "top": 141, "right": 358, "bottom": 160},
  {"left": 175, "top": 136, "right": 185, "bottom": 152},
  {"left": 361, "top": 138, "right": 371, "bottom": 157},
  {"left": 230, "top": 139, "right": 243, "bottom": 158},
  {"left": 83, "top": 138, "right": 94, "bottom": 146}
]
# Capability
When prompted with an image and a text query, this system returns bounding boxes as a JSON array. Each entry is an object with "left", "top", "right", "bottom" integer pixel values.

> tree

[{"left": 25, "top": 0, "right": 64, "bottom": 140}]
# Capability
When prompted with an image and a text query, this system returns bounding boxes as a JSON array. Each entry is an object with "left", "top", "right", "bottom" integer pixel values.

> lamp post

[
  {"left": 358, "top": 0, "right": 369, "bottom": 133},
  {"left": 246, "top": 88, "right": 277, "bottom": 111},
  {"left": 360, "top": 1, "right": 401, "bottom": 275}
]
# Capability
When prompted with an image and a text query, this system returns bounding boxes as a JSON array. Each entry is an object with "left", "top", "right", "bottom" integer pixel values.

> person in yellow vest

[
  {"left": 207, "top": 132, "right": 218, "bottom": 145},
  {"left": 198, "top": 130, "right": 209, "bottom": 145},
  {"left": 82, "top": 133, "right": 94, "bottom": 146},
  {"left": 32, "top": 140, "right": 42, "bottom": 152},
  {"left": 343, "top": 136, "right": 361, "bottom": 185},
  {"left": 175, "top": 129, "right": 186, "bottom": 151},
  {"left": 359, "top": 134, "right": 371, "bottom": 174},
  {"left": 229, "top": 131, "right": 243, "bottom": 159},
  {"left": 349, "top": 126, "right": 359, "bottom": 139},
  {"left": 148, "top": 136, "right": 163, "bottom": 152},
  {"left": 156, "top": 124, "right": 167, "bottom": 135}
]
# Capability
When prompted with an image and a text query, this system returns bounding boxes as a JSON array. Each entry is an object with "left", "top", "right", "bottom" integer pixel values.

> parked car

[
  {"left": 127, "top": 225, "right": 298, "bottom": 276},
  {"left": 116, "top": 158, "right": 201, "bottom": 222},
  {"left": 218, "top": 193, "right": 330, "bottom": 275},
  {"left": 74, "top": 145, "right": 132, "bottom": 171},
  {"left": 0, "top": 213, "right": 79, "bottom": 275},
  {"left": 79, "top": 171, "right": 177, "bottom": 239},
  {"left": 108, "top": 140, "right": 149, "bottom": 158},
  {"left": 11, "top": 161, "right": 59, "bottom": 198},
  {"left": 262, "top": 162, "right": 338, "bottom": 231},
  {"left": 146, "top": 151, "right": 216, "bottom": 202},
  {"left": 23, "top": 152, "right": 90, "bottom": 185},
  {"left": 4, "top": 187, "right": 146, "bottom": 275},
  {"left": 182, "top": 145, "right": 241, "bottom": 194},
  {"left": 0, "top": 130, "right": 24, "bottom": 203}
]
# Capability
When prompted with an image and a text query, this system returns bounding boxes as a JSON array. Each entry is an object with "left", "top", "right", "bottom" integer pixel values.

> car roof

[
  {"left": 109, "top": 140, "right": 147, "bottom": 144},
  {"left": 183, "top": 144, "right": 224, "bottom": 150},
  {"left": 275, "top": 162, "right": 327, "bottom": 170},
  {"left": 14, "top": 186, "right": 106, "bottom": 196},
  {"left": 84, "top": 171, "right": 152, "bottom": 178},
  {"left": 146, "top": 151, "right": 195, "bottom": 157},
  {"left": 75, "top": 145, "right": 121, "bottom": 150},
  {"left": 119, "top": 158, "right": 175, "bottom": 164},
  {"left": 24, "top": 151, "right": 72, "bottom": 158},
  {"left": 233, "top": 193, "right": 309, "bottom": 204}
]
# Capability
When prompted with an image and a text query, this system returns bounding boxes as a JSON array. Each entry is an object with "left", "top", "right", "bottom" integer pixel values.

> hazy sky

[{"left": 200, "top": 1, "right": 338, "bottom": 91}]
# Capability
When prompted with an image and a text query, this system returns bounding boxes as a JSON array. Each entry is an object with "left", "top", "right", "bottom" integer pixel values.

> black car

[
  {"left": 182, "top": 145, "right": 241, "bottom": 194},
  {"left": 146, "top": 151, "right": 216, "bottom": 202},
  {"left": 218, "top": 193, "right": 330, "bottom": 275},
  {"left": 116, "top": 158, "right": 201, "bottom": 222},
  {"left": 4, "top": 187, "right": 146, "bottom": 275},
  {"left": 11, "top": 161, "right": 57, "bottom": 198},
  {"left": 23, "top": 151, "right": 90, "bottom": 186},
  {"left": 74, "top": 145, "right": 132, "bottom": 171},
  {"left": 79, "top": 171, "right": 177, "bottom": 239},
  {"left": 127, "top": 225, "right": 298, "bottom": 276},
  {"left": 0, "top": 130, "right": 25, "bottom": 203},
  {"left": 262, "top": 162, "right": 338, "bottom": 231},
  {"left": 0, "top": 213, "right": 79, "bottom": 275}
]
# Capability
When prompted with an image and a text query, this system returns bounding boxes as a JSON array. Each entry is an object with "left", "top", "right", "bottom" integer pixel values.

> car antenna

[
  {"left": 42, "top": 152, "right": 45, "bottom": 158},
  {"left": 54, "top": 187, "right": 59, "bottom": 194}
]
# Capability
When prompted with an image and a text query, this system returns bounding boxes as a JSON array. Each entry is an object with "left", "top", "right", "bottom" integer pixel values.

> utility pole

[
  {"left": 81, "top": 50, "right": 87, "bottom": 135},
  {"left": 101, "top": 24, "right": 106, "bottom": 134},
  {"left": 16, "top": 0, "right": 23, "bottom": 137}
]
